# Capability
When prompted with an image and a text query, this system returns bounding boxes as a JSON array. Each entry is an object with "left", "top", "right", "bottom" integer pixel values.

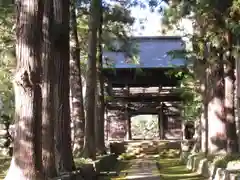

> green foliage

[
  {"left": 74, "top": 157, "right": 94, "bottom": 167},
  {"left": 180, "top": 73, "right": 202, "bottom": 121},
  {"left": 0, "top": 3, "right": 14, "bottom": 52},
  {"left": 160, "top": 0, "right": 240, "bottom": 121},
  {"left": 212, "top": 154, "right": 240, "bottom": 168},
  {"left": 0, "top": 61, "right": 14, "bottom": 120},
  {"left": 77, "top": 0, "right": 137, "bottom": 65},
  {"left": 159, "top": 149, "right": 180, "bottom": 159},
  {"left": 104, "top": 95, "right": 113, "bottom": 101},
  {"left": 118, "top": 153, "right": 136, "bottom": 160},
  {"left": 0, "top": 2, "right": 14, "bottom": 122},
  {"left": 167, "top": 67, "right": 202, "bottom": 121}
]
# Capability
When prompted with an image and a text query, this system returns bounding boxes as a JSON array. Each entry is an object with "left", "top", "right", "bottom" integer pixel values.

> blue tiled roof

[{"left": 103, "top": 36, "right": 186, "bottom": 68}]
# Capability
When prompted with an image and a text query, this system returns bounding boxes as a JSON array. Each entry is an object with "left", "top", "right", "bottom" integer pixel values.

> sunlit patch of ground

[{"left": 158, "top": 158, "right": 205, "bottom": 180}]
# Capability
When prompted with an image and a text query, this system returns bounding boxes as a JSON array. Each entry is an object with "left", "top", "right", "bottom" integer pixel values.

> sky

[
  {"left": 131, "top": 6, "right": 162, "bottom": 36},
  {"left": 130, "top": 2, "right": 193, "bottom": 38},
  {"left": 130, "top": 3, "right": 166, "bottom": 36}
]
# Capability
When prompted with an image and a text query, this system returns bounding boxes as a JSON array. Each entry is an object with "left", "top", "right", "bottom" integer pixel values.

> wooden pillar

[
  {"left": 125, "top": 85, "right": 132, "bottom": 140},
  {"left": 158, "top": 113, "right": 161, "bottom": 139},
  {"left": 126, "top": 112, "right": 132, "bottom": 140},
  {"left": 158, "top": 105, "right": 164, "bottom": 139},
  {"left": 105, "top": 108, "right": 109, "bottom": 141}
]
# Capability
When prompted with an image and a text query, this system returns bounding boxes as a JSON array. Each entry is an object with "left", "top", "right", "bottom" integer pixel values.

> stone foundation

[{"left": 186, "top": 153, "right": 240, "bottom": 180}]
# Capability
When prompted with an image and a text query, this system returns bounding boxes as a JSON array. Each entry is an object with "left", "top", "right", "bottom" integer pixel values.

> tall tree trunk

[
  {"left": 82, "top": 0, "right": 100, "bottom": 160},
  {"left": 70, "top": 0, "right": 85, "bottom": 157},
  {"left": 96, "top": 0, "right": 106, "bottom": 154},
  {"left": 42, "top": 0, "right": 57, "bottom": 177},
  {"left": 95, "top": 82, "right": 100, "bottom": 153},
  {"left": 53, "top": 0, "right": 75, "bottom": 173},
  {"left": 225, "top": 31, "right": 238, "bottom": 153},
  {"left": 5, "top": 0, "right": 44, "bottom": 179},
  {"left": 191, "top": 20, "right": 208, "bottom": 154},
  {"left": 236, "top": 39, "right": 240, "bottom": 151},
  {"left": 208, "top": 50, "right": 227, "bottom": 153},
  {"left": 203, "top": 66, "right": 209, "bottom": 155},
  {"left": 202, "top": 43, "right": 209, "bottom": 155}
]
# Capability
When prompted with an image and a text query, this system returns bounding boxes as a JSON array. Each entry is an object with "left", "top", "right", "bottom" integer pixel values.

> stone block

[
  {"left": 228, "top": 173, "right": 238, "bottom": 180},
  {"left": 197, "top": 158, "right": 209, "bottom": 178},
  {"left": 94, "top": 154, "right": 118, "bottom": 173},
  {"left": 180, "top": 151, "right": 190, "bottom": 164},
  {"left": 186, "top": 154, "right": 194, "bottom": 170},
  {"left": 227, "top": 161, "right": 240, "bottom": 171},
  {"left": 193, "top": 156, "right": 202, "bottom": 171},
  {"left": 209, "top": 162, "right": 217, "bottom": 180},
  {"left": 109, "top": 142, "right": 126, "bottom": 155},
  {"left": 213, "top": 168, "right": 230, "bottom": 180}
]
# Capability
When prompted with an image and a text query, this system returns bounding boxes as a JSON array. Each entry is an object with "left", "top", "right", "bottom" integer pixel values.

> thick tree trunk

[
  {"left": 98, "top": 78, "right": 105, "bottom": 154},
  {"left": 96, "top": 2, "right": 106, "bottom": 154},
  {"left": 42, "top": 0, "right": 57, "bottom": 177},
  {"left": 95, "top": 83, "right": 100, "bottom": 153},
  {"left": 5, "top": 0, "right": 43, "bottom": 179},
  {"left": 82, "top": 0, "right": 100, "bottom": 160},
  {"left": 53, "top": 0, "right": 75, "bottom": 173},
  {"left": 236, "top": 40, "right": 240, "bottom": 151},
  {"left": 201, "top": 65, "right": 209, "bottom": 155},
  {"left": 70, "top": 1, "right": 85, "bottom": 157},
  {"left": 208, "top": 56, "right": 227, "bottom": 153},
  {"left": 225, "top": 31, "right": 238, "bottom": 153}
]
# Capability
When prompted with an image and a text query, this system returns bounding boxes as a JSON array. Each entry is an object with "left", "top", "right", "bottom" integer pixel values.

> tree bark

[
  {"left": 95, "top": 81, "right": 100, "bottom": 153},
  {"left": 82, "top": 0, "right": 100, "bottom": 160},
  {"left": 208, "top": 51, "right": 227, "bottom": 153},
  {"left": 225, "top": 31, "right": 238, "bottom": 153},
  {"left": 42, "top": 0, "right": 57, "bottom": 177},
  {"left": 5, "top": 0, "right": 44, "bottom": 179},
  {"left": 53, "top": 0, "right": 75, "bottom": 173},
  {"left": 70, "top": 0, "right": 85, "bottom": 157},
  {"left": 236, "top": 39, "right": 240, "bottom": 151},
  {"left": 203, "top": 67, "right": 209, "bottom": 155},
  {"left": 96, "top": 1, "right": 106, "bottom": 154}
]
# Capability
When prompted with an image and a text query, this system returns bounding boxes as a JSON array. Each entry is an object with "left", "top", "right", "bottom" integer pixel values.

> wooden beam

[{"left": 112, "top": 95, "right": 182, "bottom": 102}]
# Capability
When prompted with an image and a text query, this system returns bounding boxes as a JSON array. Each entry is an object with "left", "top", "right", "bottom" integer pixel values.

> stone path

[{"left": 121, "top": 157, "right": 160, "bottom": 180}]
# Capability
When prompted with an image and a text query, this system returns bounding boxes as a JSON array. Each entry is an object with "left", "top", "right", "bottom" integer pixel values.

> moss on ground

[
  {"left": 0, "top": 157, "right": 11, "bottom": 180},
  {"left": 158, "top": 158, "right": 205, "bottom": 180},
  {"left": 0, "top": 154, "right": 206, "bottom": 180}
]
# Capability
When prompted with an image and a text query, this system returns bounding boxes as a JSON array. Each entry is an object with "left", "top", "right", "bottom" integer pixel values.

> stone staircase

[{"left": 124, "top": 140, "right": 181, "bottom": 156}]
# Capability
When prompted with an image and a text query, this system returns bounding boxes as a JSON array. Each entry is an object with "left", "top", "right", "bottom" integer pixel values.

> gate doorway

[{"left": 131, "top": 114, "right": 158, "bottom": 140}]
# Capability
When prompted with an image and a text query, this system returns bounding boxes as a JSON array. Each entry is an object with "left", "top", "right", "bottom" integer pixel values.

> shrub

[
  {"left": 212, "top": 154, "right": 240, "bottom": 168},
  {"left": 118, "top": 153, "right": 136, "bottom": 160},
  {"left": 159, "top": 149, "right": 180, "bottom": 158}
]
